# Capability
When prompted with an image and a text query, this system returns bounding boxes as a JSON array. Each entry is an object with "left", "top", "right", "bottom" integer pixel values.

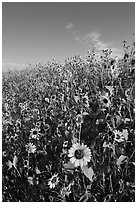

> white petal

[
  {"left": 75, "top": 159, "right": 80, "bottom": 167},
  {"left": 81, "top": 143, "right": 84, "bottom": 148},
  {"left": 70, "top": 157, "right": 76, "bottom": 163},
  {"left": 85, "top": 156, "right": 91, "bottom": 161},
  {"left": 83, "top": 156, "right": 89, "bottom": 163},
  {"left": 83, "top": 144, "right": 87, "bottom": 148},
  {"left": 84, "top": 149, "right": 91, "bottom": 155},
  {"left": 68, "top": 152, "right": 74, "bottom": 157},
  {"left": 68, "top": 148, "right": 74, "bottom": 153},
  {"left": 80, "top": 159, "right": 84, "bottom": 168}
]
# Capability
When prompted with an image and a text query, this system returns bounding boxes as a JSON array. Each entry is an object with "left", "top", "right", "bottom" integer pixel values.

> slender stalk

[
  {"left": 79, "top": 123, "right": 82, "bottom": 144},
  {"left": 14, "top": 166, "right": 21, "bottom": 177},
  {"left": 109, "top": 174, "right": 113, "bottom": 193},
  {"left": 27, "top": 153, "right": 30, "bottom": 177}
]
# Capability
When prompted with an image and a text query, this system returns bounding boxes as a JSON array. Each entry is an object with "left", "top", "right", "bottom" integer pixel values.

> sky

[{"left": 2, "top": 2, "right": 135, "bottom": 70}]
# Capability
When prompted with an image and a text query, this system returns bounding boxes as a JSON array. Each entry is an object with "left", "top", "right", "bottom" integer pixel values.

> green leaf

[
  {"left": 63, "top": 161, "right": 75, "bottom": 173},
  {"left": 7, "top": 160, "right": 13, "bottom": 170},
  {"left": 81, "top": 165, "right": 94, "bottom": 182},
  {"left": 13, "top": 155, "right": 18, "bottom": 167},
  {"left": 79, "top": 193, "right": 90, "bottom": 202},
  {"left": 117, "top": 155, "right": 127, "bottom": 167}
]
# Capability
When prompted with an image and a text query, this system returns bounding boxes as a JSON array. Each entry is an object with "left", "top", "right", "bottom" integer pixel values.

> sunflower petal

[
  {"left": 68, "top": 152, "right": 74, "bottom": 157},
  {"left": 70, "top": 157, "right": 76, "bottom": 164},
  {"left": 75, "top": 159, "right": 80, "bottom": 167}
]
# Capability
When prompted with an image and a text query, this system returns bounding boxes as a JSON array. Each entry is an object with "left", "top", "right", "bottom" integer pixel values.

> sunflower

[
  {"left": 68, "top": 143, "right": 91, "bottom": 168},
  {"left": 30, "top": 127, "right": 40, "bottom": 139},
  {"left": 48, "top": 174, "right": 59, "bottom": 189},
  {"left": 125, "top": 88, "right": 132, "bottom": 101},
  {"left": 113, "top": 129, "right": 128, "bottom": 143},
  {"left": 26, "top": 143, "right": 36, "bottom": 154},
  {"left": 99, "top": 92, "right": 111, "bottom": 108}
]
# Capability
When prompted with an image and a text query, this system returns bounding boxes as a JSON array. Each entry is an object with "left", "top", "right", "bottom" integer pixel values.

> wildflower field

[{"left": 2, "top": 41, "right": 135, "bottom": 202}]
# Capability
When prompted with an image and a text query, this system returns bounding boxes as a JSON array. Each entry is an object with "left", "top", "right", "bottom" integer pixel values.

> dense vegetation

[{"left": 2, "top": 41, "right": 135, "bottom": 202}]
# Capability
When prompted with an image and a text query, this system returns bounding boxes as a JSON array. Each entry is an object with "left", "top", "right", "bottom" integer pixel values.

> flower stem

[{"left": 79, "top": 123, "right": 81, "bottom": 144}]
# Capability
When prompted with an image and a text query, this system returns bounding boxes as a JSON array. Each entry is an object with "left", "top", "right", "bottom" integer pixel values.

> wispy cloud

[
  {"left": 66, "top": 23, "right": 74, "bottom": 30},
  {"left": 82, "top": 31, "right": 123, "bottom": 57},
  {"left": 83, "top": 31, "right": 109, "bottom": 50},
  {"left": 66, "top": 23, "right": 83, "bottom": 44},
  {"left": 66, "top": 24, "right": 123, "bottom": 58}
]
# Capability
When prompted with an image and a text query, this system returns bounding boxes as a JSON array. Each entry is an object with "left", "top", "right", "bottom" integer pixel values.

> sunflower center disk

[
  {"left": 103, "top": 98, "right": 108, "bottom": 104},
  {"left": 33, "top": 131, "right": 38, "bottom": 135},
  {"left": 74, "top": 149, "right": 84, "bottom": 159},
  {"left": 51, "top": 177, "right": 57, "bottom": 183}
]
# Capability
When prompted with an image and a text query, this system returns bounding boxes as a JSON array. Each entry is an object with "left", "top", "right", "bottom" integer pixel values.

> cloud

[
  {"left": 66, "top": 23, "right": 74, "bottom": 30},
  {"left": 83, "top": 31, "right": 109, "bottom": 50},
  {"left": 66, "top": 24, "right": 123, "bottom": 58},
  {"left": 74, "top": 36, "right": 81, "bottom": 41},
  {"left": 82, "top": 31, "right": 123, "bottom": 58}
]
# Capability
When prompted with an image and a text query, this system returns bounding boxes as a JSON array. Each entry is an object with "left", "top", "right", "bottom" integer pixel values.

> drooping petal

[
  {"left": 79, "top": 159, "right": 84, "bottom": 168},
  {"left": 75, "top": 159, "right": 80, "bottom": 167},
  {"left": 68, "top": 152, "right": 74, "bottom": 157}
]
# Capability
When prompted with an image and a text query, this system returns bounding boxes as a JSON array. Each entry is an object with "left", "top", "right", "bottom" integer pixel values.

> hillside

[{"left": 2, "top": 41, "right": 135, "bottom": 202}]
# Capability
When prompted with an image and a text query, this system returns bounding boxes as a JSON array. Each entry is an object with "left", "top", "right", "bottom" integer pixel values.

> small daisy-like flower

[
  {"left": 36, "top": 121, "right": 41, "bottom": 128},
  {"left": 26, "top": 143, "right": 36, "bottom": 154},
  {"left": 30, "top": 127, "right": 40, "bottom": 139},
  {"left": 23, "top": 159, "right": 29, "bottom": 168},
  {"left": 113, "top": 129, "right": 128, "bottom": 143},
  {"left": 18, "top": 103, "right": 22, "bottom": 107},
  {"left": 51, "top": 95, "right": 56, "bottom": 101},
  {"left": 48, "top": 174, "right": 59, "bottom": 189},
  {"left": 5, "top": 135, "right": 10, "bottom": 143},
  {"left": 125, "top": 88, "right": 132, "bottom": 101},
  {"left": 68, "top": 143, "right": 91, "bottom": 168},
  {"left": 3, "top": 151, "right": 7, "bottom": 157},
  {"left": 113, "top": 130, "right": 123, "bottom": 142},
  {"left": 99, "top": 92, "right": 111, "bottom": 108}
]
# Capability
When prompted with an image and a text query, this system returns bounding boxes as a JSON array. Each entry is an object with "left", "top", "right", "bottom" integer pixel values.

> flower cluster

[{"left": 2, "top": 40, "right": 135, "bottom": 202}]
